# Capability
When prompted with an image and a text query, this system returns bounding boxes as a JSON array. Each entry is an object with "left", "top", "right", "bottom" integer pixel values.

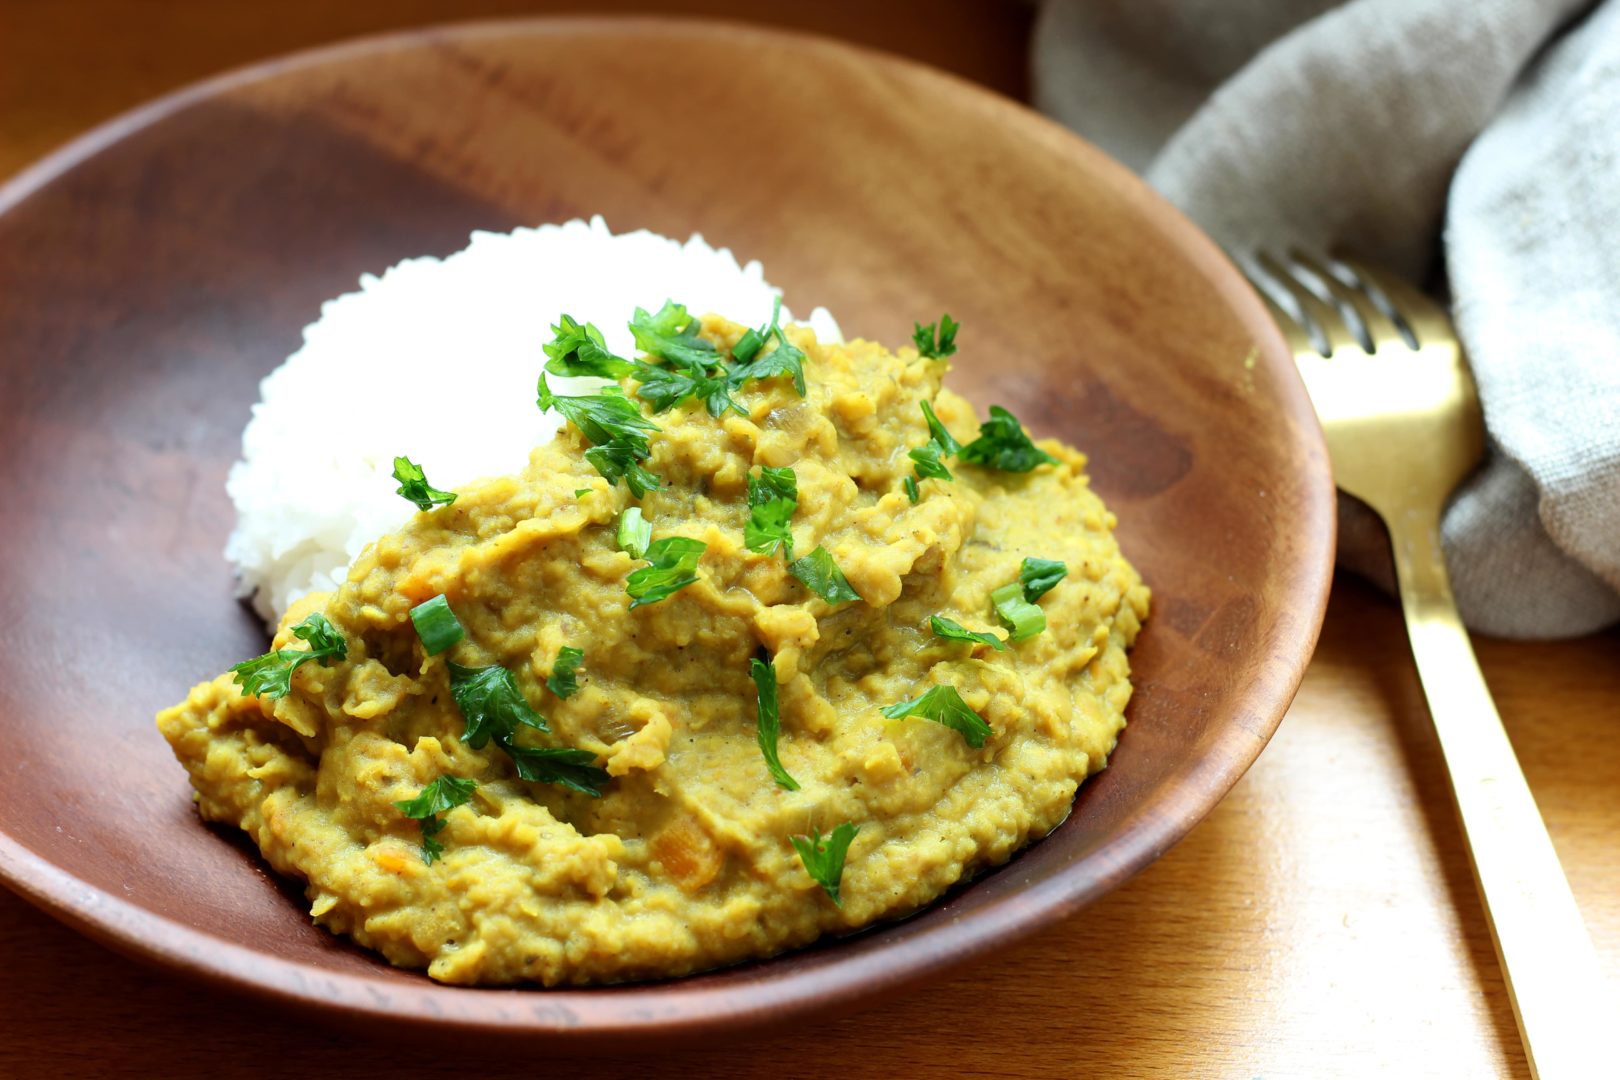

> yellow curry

[{"left": 158, "top": 313, "right": 1148, "bottom": 986}]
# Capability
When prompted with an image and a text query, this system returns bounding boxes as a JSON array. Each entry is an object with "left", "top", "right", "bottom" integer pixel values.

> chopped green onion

[
  {"left": 929, "top": 615, "right": 1008, "bottom": 651},
  {"left": 903, "top": 475, "right": 920, "bottom": 503},
  {"left": 880, "top": 685, "right": 992, "bottom": 747},
  {"left": 547, "top": 646, "right": 584, "bottom": 699},
  {"left": 1019, "top": 557, "right": 1068, "bottom": 602},
  {"left": 617, "top": 507, "right": 653, "bottom": 559},
  {"left": 409, "top": 595, "right": 464, "bottom": 656},
  {"left": 391, "top": 456, "right": 457, "bottom": 512},
  {"left": 788, "top": 546, "right": 862, "bottom": 605},
  {"left": 991, "top": 582, "right": 1047, "bottom": 641},
  {"left": 750, "top": 657, "right": 799, "bottom": 791},
  {"left": 792, "top": 822, "right": 859, "bottom": 906}
]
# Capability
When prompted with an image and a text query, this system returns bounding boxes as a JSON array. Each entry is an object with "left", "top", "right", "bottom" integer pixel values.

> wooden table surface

[{"left": 3, "top": 4, "right": 1615, "bottom": 1077}]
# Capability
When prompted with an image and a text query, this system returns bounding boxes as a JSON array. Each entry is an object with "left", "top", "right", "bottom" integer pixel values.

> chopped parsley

[
  {"left": 629, "top": 300, "right": 719, "bottom": 372},
  {"left": 538, "top": 372, "right": 662, "bottom": 497},
  {"left": 617, "top": 507, "right": 653, "bottom": 559},
  {"left": 446, "top": 661, "right": 608, "bottom": 795},
  {"left": 409, "top": 594, "right": 464, "bottom": 656},
  {"left": 788, "top": 546, "right": 862, "bottom": 605},
  {"left": 730, "top": 297, "right": 807, "bottom": 396},
  {"left": 1019, "top": 557, "right": 1068, "bottom": 602},
  {"left": 632, "top": 361, "right": 745, "bottom": 418},
  {"left": 792, "top": 822, "right": 859, "bottom": 906},
  {"left": 958, "top": 406, "right": 1059, "bottom": 473},
  {"left": 929, "top": 615, "right": 1007, "bottom": 651},
  {"left": 230, "top": 613, "right": 347, "bottom": 700},
  {"left": 543, "top": 314, "right": 635, "bottom": 378},
  {"left": 750, "top": 657, "right": 799, "bottom": 790},
  {"left": 394, "top": 775, "right": 477, "bottom": 865},
  {"left": 626, "top": 536, "right": 707, "bottom": 608},
  {"left": 880, "top": 684, "right": 993, "bottom": 748},
  {"left": 907, "top": 399, "right": 961, "bottom": 492},
  {"left": 745, "top": 466, "right": 798, "bottom": 558},
  {"left": 447, "top": 661, "right": 549, "bottom": 744},
  {"left": 547, "top": 645, "right": 584, "bottom": 699},
  {"left": 391, "top": 456, "right": 457, "bottom": 512},
  {"left": 912, "top": 314, "right": 960, "bottom": 360},
  {"left": 498, "top": 739, "right": 608, "bottom": 797},
  {"left": 991, "top": 582, "right": 1047, "bottom": 641},
  {"left": 574, "top": 487, "right": 594, "bottom": 498}
]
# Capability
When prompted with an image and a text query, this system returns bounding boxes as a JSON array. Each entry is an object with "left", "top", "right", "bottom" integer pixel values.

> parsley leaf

[
  {"left": 617, "top": 506, "right": 652, "bottom": 559},
  {"left": 543, "top": 314, "right": 635, "bottom": 378},
  {"left": 792, "top": 822, "right": 860, "bottom": 907},
  {"left": 445, "top": 662, "right": 608, "bottom": 796},
  {"left": 1019, "top": 557, "right": 1068, "bottom": 602},
  {"left": 750, "top": 656, "right": 799, "bottom": 791},
  {"left": 912, "top": 314, "right": 960, "bottom": 360},
  {"left": 547, "top": 646, "right": 584, "bottom": 699},
  {"left": 903, "top": 475, "right": 920, "bottom": 503},
  {"left": 409, "top": 594, "right": 464, "bottom": 656},
  {"left": 880, "top": 684, "right": 993, "bottom": 747},
  {"left": 958, "top": 406, "right": 1059, "bottom": 473},
  {"left": 745, "top": 466, "right": 798, "bottom": 558},
  {"left": 929, "top": 615, "right": 1008, "bottom": 651},
  {"left": 447, "top": 661, "right": 549, "bottom": 746},
  {"left": 626, "top": 535, "right": 707, "bottom": 608},
  {"left": 394, "top": 775, "right": 477, "bottom": 865},
  {"left": 230, "top": 613, "right": 347, "bottom": 700},
  {"left": 991, "top": 582, "right": 1047, "bottom": 641},
  {"left": 497, "top": 737, "right": 609, "bottom": 797},
  {"left": 788, "top": 546, "right": 862, "bottom": 604},
  {"left": 538, "top": 373, "right": 662, "bottom": 496},
  {"left": 584, "top": 440, "right": 662, "bottom": 498},
  {"left": 920, "top": 400, "right": 962, "bottom": 456},
  {"left": 730, "top": 297, "right": 807, "bottom": 396},
  {"left": 631, "top": 361, "right": 746, "bottom": 418},
  {"left": 629, "top": 300, "right": 719, "bottom": 372},
  {"left": 392, "top": 456, "right": 457, "bottom": 512},
  {"left": 908, "top": 441, "right": 953, "bottom": 481}
]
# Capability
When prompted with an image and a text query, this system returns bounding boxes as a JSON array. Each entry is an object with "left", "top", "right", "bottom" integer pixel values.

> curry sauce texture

[{"left": 157, "top": 316, "right": 1149, "bottom": 986}]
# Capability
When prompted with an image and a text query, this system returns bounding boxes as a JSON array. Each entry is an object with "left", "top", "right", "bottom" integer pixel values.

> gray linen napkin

[{"left": 1033, "top": 0, "right": 1620, "bottom": 638}]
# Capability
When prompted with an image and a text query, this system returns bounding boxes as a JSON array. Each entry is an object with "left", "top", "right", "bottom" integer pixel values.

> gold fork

[{"left": 1248, "top": 251, "right": 1607, "bottom": 1080}]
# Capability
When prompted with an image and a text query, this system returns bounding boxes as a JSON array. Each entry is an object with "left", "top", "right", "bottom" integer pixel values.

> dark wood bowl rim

[{"left": 0, "top": 14, "right": 1335, "bottom": 1043}]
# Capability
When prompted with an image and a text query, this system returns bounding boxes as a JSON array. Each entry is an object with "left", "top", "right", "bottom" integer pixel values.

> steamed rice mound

[{"left": 158, "top": 315, "right": 1148, "bottom": 986}]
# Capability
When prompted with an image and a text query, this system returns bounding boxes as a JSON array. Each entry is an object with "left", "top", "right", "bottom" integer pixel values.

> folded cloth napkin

[{"left": 1033, "top": 0, "right": 1620, "bottom": 638}]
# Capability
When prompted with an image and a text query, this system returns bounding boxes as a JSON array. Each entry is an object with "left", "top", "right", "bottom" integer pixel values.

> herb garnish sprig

[
  {"left": 394, "top": 775, "right": 477, "bottom": 865},
  {"left": 881, "top": 685, "right": 993, "bottom": 748},
  {"left": 744, "top": 466, "right": 798, "bottom": 559},
  {"left": 912, "top": 314, "right": 960, "bottom": 360},
  {"left": 750, "top": 657, "right": 799, "bottom": 791},
  {"left": 788, "top": 545, "right": 862, "bottom": 604},
  {"left": 792, "top": 822, "right": 859, "bottom": 906},
  {"left": 392, "top": 456, "right": 457, "bottom": 512},
  {"left": 626, "top": 536, "right": 707, "bottom": 608},
  {"left": 929, "top": 615, "right": 1008, "bottom": 652},
  {"left": 230, "top": 613, "right": 348, "bottom": 700},
  {"left": 538, "top": 372, "right": 663, "bottom": 497}
]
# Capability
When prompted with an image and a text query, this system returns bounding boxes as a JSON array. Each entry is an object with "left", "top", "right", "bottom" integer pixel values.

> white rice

[{"left": 225, "top": 216, "right": 841, "bottom": 625}]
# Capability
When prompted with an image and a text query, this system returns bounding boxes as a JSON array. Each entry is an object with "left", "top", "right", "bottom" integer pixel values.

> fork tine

[
  {"left": 1335, "top": 256, "right": 1452, "bottom": 347},
  {"left": 1289, "top": 250, "right": 1404, "bottom": 350},
  {"left": 1256, "top": 251, "right": 1360, "bottom": 356},
  {"left": 1250, "top": 283, "right": 1317, "bottom": 359}
]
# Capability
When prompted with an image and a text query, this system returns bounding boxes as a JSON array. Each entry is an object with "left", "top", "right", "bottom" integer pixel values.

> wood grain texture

[{"left": 0, "top": 2, "right": 1612, "bottom": 1075}]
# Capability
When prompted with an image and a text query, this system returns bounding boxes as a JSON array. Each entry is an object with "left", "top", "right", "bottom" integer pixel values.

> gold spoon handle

[{"left": 1389, "top": 506, "right": 1610, "bottom": 1079}]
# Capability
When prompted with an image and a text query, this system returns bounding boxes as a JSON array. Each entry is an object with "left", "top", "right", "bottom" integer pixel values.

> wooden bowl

[{"left": 0, "top": 17, "right": 1333, "bottom": 1044}]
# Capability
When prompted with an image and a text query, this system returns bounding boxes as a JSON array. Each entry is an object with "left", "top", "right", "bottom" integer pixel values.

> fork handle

[{"left": 1388, "top": 506, "right": 1610, "bottom": 1079}]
